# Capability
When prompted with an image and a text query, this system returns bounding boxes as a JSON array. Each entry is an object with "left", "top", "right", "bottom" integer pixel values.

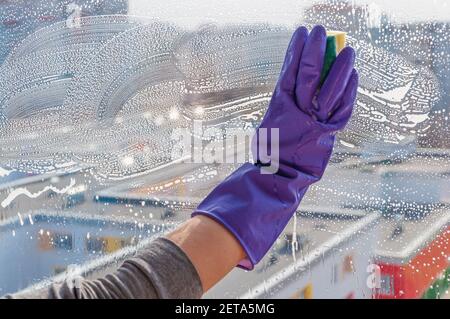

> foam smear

[
  {"left": 0, "top": 15, "right": 443, "bottom": 179},
  {"left": 1, "top": 178, "right": 76, "bottom": 208}
]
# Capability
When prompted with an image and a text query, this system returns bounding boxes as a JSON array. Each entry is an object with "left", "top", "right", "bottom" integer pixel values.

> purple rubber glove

[{"left": 192, "top": 25, "right": 359, "bottom": 270}]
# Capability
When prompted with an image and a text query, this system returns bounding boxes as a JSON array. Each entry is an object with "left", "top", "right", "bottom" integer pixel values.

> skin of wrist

[{"left": 165, "top": 215, "right": 246, "bottom": 292}]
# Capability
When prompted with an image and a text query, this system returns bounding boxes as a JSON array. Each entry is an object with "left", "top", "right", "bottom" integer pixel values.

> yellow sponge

[{"left": 327, "top": 30, "right": 346, "bottom": 53}]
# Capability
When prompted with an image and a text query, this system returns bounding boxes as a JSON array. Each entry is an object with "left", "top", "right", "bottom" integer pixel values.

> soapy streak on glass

[
  {"left": 1, "top": 178, "right": 76, "bottom": 208},
  {"left": 0, "top": 16, "right": 443, "bottom": 180}
]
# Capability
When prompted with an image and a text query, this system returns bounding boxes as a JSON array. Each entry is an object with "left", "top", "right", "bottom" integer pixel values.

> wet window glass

[{"left": 0, "top": 0, "right": 449, "bottom": 299}]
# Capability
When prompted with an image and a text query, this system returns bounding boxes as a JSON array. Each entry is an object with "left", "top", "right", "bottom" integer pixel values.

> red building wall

[{"left": 375, "top": 226, "right": 450, "bottom": 299}]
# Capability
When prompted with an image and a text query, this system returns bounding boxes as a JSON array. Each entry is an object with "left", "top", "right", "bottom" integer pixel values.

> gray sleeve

[{"left": 5, "top": 237, "right": 203, "bottom": 299}]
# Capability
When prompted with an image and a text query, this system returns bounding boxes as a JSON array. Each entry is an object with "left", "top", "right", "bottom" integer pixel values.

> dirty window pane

[{"left": 0, "top": 0, "right": 449, "bottom": 299}]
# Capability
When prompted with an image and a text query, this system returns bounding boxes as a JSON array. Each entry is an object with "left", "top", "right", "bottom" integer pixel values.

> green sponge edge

[{"left": 320, "top": 36, "right": 337, "bottom": 85}]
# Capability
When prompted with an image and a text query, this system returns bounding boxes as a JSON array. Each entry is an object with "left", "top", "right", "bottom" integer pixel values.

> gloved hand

[{"left": 192, "top": 25, "right": 358, "bottom": 270}]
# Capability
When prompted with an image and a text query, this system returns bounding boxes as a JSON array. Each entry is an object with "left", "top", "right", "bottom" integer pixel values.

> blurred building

[
  {"left": 374, "top": 208, "right": 450, "bottom": 299},
  {"left": 207, "top": 209, "right": 379, "bottom": 299},
  {"left": 306, "top": 149, "right": 450, "bottom": 298},
  {"left": 0, "top": 211, "right": 165, "bottom": 295}
]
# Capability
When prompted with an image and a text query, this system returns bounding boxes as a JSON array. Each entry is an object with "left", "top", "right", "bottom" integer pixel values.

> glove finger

[
  {"left": 295, "top": 25, "right": 326, "bottom": 113},
  {"left": 315, "top": 47, "right": 356, "bottom": 122},
  {"left": 277, "top": 26, "right": 308, "bottom": 94},
  {"left": 328, "top": 68, "right": 359, "bottom": 128}
]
